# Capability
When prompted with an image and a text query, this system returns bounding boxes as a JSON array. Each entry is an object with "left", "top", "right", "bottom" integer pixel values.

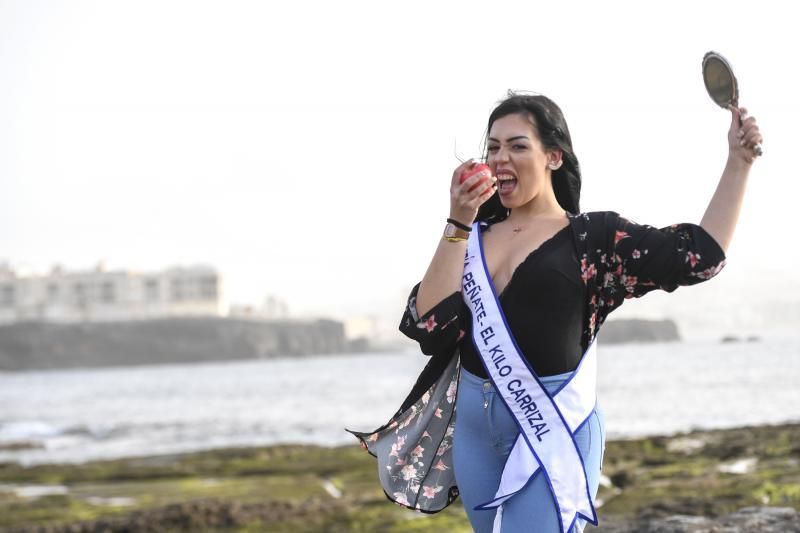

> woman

[{"left": 349, "top": 93, "right": 762, "bottom": 532}]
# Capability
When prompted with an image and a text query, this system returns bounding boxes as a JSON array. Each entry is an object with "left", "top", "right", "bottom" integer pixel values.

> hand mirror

[{"left": 702, "top": 51, "right": 762, "bottom": 156}]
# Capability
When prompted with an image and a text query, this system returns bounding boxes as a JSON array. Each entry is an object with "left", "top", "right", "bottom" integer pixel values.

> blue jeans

[{"left": 453, "top": 367, "right": 605, "bottom": 533}]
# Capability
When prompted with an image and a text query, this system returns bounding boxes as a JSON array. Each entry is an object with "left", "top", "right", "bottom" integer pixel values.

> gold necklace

[{"left": 509, "top": 211, "right": 566, "bottom": 235}]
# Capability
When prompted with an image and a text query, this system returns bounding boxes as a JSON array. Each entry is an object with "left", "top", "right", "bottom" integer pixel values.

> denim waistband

[{"left": 460, "top": 364, "right": 574, "bottom": 394}]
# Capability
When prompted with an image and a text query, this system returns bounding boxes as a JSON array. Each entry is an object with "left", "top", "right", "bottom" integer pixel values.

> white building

[{"left": 0, "top": 263, "right": 223, "bottom": 324}]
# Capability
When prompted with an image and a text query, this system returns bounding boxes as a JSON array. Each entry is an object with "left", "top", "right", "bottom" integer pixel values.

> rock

[
  {"left": 716, "top": 457, "right": 757, "bottom": 474},
  {"left": 665, "top": 436, "right": 707, "bottom": 455},
  {"left": 600, "top": 507, "right": 800, "bottom": 532},
  {"left": 722, "top": 507, "right": 800, "bottom": 530},
  {"left": 609, "top": 470, "right": 634, "bottom": 489},
  {"left": 598, "top": 318, "right": 681, "bottom": 344}
]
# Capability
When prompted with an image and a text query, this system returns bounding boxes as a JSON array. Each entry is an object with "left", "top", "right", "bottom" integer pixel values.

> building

[{"left": 0, "top": 263, "right": 223, "bottom": 324}]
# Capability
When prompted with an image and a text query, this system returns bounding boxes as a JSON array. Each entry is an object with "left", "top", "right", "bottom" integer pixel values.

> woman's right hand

[{"left": 449, "top": 160, "right": 497, "bottom": 226}]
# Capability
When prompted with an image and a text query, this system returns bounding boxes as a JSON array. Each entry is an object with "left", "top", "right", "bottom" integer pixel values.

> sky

[{"left": 1, "top": 0, "right": 798, "bottom": 341}]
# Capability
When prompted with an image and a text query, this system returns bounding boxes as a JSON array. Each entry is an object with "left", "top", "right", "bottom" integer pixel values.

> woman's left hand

[{"left": 728, "top": 106, "right": 763, "bottom": 164}]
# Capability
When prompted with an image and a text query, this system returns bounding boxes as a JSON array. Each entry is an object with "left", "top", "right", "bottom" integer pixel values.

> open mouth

[{"left": 497, "top": 174, "right": 517, "bottom": 195}]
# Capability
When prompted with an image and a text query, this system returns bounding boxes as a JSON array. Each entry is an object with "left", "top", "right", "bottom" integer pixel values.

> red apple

[{"left": 459, "top": 163, "right": 492, "bottom": 192}]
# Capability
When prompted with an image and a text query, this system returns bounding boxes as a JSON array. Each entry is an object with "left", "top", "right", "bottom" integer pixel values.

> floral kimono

[{"left": 348, "top": 211, "right": 727, "bottom": 513}]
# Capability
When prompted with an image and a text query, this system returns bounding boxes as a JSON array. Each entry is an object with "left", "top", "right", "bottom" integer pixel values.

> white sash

[{"left": 462, "top": 222, "right": 598, "bottom": 533}]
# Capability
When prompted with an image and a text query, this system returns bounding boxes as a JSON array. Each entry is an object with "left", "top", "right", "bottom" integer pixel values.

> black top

[
  {"left": 460, "top": 224, "right": 586, "bottom": 377},
  {"left": 399, "top": 211, "right": 728, "bottom": 381}
]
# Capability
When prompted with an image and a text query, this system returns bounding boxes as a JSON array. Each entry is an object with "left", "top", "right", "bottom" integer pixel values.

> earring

[{"left": 549, "top": 163, "right": 561, "bottom": 170}]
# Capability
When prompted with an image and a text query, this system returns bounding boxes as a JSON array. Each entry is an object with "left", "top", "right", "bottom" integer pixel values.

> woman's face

[{"left": 486, "top": 112, "right": 559, "bottom": 209}]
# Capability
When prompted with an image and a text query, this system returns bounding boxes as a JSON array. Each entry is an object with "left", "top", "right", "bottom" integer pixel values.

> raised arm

[
  {"left": 415, "top": 161, "right": 497, "bottom": 317},
  {"left": 699, "top": 106, "right": 763, "bottom": 253}
]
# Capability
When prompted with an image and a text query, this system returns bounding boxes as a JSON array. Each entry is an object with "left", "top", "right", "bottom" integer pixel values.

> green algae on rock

[{"left": 1, "top": 423, "right": 798, "bottom": 532}]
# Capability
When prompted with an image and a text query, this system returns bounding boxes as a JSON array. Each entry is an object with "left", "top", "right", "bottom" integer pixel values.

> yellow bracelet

[{"left": 444, "top": 236, "right": 468, "bottom": 243}]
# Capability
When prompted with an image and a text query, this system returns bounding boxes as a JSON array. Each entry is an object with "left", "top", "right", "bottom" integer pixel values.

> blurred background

[{"left": 1, "top": 0, "right": 798, "bottom": 531}]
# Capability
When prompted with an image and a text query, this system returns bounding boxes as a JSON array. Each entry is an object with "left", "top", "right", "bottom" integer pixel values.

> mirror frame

[{"left": 702, "top": 51, "right": 739, "bottom": 109}]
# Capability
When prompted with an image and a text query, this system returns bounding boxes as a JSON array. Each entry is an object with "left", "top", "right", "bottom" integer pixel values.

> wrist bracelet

[{"left": 446, "top": 218, "right": 472, "bottom": 232}]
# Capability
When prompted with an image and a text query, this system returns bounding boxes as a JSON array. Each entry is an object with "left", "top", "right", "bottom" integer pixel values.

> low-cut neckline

[{"left": 488, "top": 222, "right": 573, "bottom": 299}]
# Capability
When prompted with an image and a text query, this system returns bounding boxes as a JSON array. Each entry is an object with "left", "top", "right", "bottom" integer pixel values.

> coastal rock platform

[{"left": 1, "top": 423, "right": 798, "bottom": 532}]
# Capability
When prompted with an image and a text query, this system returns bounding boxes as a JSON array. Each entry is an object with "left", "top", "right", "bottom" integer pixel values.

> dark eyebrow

[{"left": 487, "top": 136, "right": 530, "bottom": 143}]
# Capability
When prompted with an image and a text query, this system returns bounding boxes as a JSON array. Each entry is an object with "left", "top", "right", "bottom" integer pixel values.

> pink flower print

[
  {"left": 433, "top": 459, "right": 450, "bottom": 471},
  {"left": 421, "top": 391, "right": 430, "bottom": 405},
  {"left": 411, "top": 445, "right": 425, "bottom": 459},
  {"left": 686, "top": 251, "right": 701, "bottom": 268},
  {"left": 580, "top": 258, "right": 597, "bottom": 284},
  {"left": 422, "top": 485, "right": 444, "bottom": 499},
  {"left": 434, "top": 408, "right": 443, "bottom": 418},
  {"left": 401, "top": 464, "right": 418, "bottom": 481},
  {"left": 400, "top": 411, "right": 416, "bottom": 429},
  {"left": 418, "top": 314, "right": 438, "bottom": 333},
  {"left": 614, "top": 230, "right": 630, "bottom": 246},
  {"left": 446, "top": 379, "right": 457, "bottom": 404},
  {"left": 632, "top": 249, "right": 641, "bottom": 259},
  {"left": 690, "top": 260, "right": 726, "bottom": 280},
  {"left": 395, "top": 456, "right": 407, "bottom": 466},
  {"left": 393, "top": 492, "right": 410, "bottom": 506},
  {"left": 436, "top": 442, "right": 451, "bottom": 456},
  {"left": 422, "top": 430, "right": 431, "bottom": 440},
  {"left": 603, "top": 272, "right": 615, "bottom": 288}
]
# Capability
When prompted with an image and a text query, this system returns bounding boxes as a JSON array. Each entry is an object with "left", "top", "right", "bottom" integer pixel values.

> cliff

[{"left": 0, "top": 317, "right": 347, "bottom": 371}]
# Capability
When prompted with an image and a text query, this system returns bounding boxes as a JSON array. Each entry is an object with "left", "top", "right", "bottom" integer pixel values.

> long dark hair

[{"left": 476, "top": 93, "right": 582, "bottom": 223}]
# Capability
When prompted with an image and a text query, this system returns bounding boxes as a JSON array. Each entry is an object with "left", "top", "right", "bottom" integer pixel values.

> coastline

[{"left": 1, "top": 423, "right": 798, "bottom": 532}]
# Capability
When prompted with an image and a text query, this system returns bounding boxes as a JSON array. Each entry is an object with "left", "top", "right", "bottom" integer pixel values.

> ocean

[{"left": 1, "top": 337, "right": 798, "bottom": 466}]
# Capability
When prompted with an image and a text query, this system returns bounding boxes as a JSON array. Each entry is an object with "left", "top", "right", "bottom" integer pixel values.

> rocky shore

[{"left": 1, "top": 423, "right": 798, "bottom": 532}]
